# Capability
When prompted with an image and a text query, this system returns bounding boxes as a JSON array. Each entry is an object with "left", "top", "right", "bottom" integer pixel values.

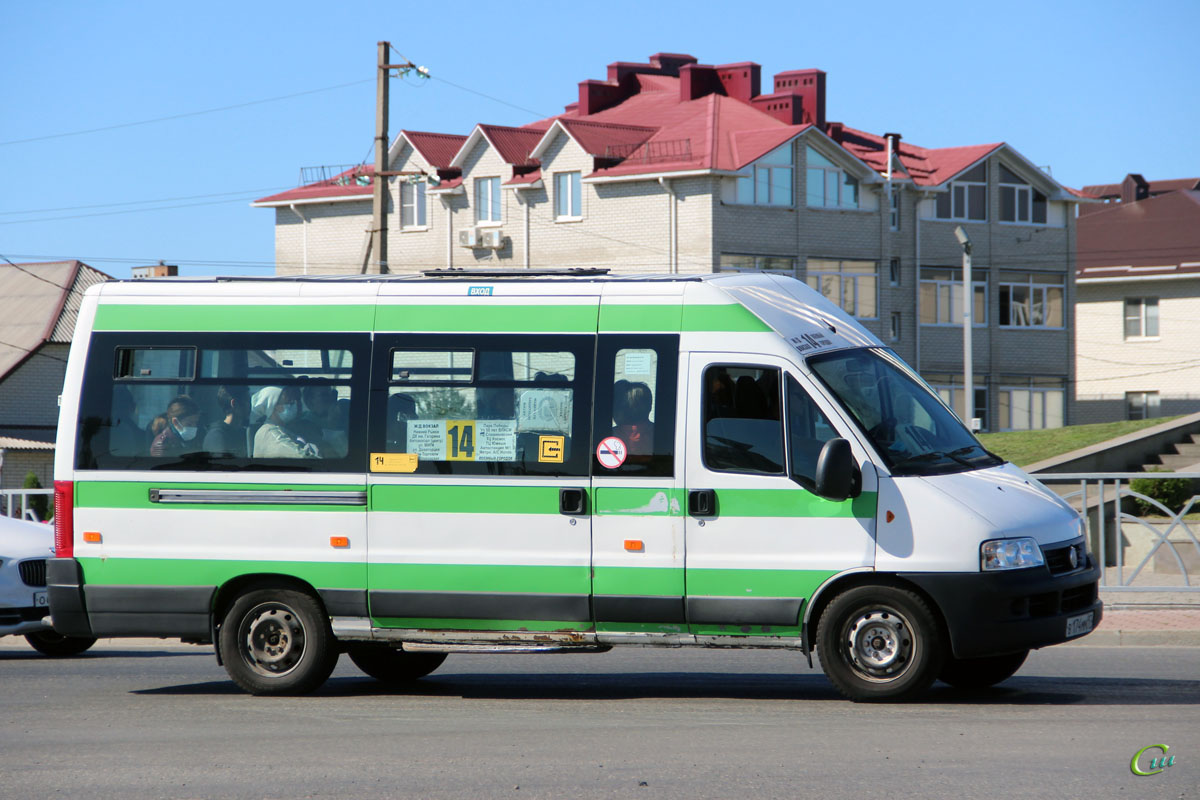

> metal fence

[
  {"left": 1036, "top": 472, "right": 1200, "bottom": 592},
  {"left": 1, "top": 489, "right": 52, "bottom": 522}
]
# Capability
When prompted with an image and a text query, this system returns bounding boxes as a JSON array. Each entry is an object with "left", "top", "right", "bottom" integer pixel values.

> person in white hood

[{"left": 252, "top": 386, "right": 320, "bottom": 459}]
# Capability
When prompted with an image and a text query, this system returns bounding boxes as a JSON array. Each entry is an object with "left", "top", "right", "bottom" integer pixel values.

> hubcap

[
  {"left": 241, "top": 602, "right": 306, "bottom": 678},
  {"left": 845, "top": 607, "right": 915, "bottom": 682}
]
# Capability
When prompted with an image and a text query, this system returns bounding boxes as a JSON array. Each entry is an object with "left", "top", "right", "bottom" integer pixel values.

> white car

[{"left": 1, "top": 515, "right": 95, "bottom": 656}]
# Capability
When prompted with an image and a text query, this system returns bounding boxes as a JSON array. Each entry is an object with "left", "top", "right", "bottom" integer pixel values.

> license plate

[
  {"left": 33, "top": 591, "right": 48, "bottom": 608},
  {"left": 1065, "top": 611, "right": 1094, "bottom": 638}
]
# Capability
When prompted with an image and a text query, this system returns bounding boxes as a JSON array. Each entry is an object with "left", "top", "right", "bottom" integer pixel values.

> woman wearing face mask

[
  {"left": 149, "top": 395, "right": 202, "bottom": 457},
  {"left": 251, "top": 386, "right": 320, "bottom": 459}
]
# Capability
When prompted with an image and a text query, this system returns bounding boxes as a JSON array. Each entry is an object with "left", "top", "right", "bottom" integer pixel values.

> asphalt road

[{"left": 0, "top": 641, "right": 1197, "bottom": 800}]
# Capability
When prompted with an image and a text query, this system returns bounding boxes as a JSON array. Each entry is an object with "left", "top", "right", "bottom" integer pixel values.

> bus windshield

[{"left": 807, "top": 348, "right": 1003, "bottom": 477}]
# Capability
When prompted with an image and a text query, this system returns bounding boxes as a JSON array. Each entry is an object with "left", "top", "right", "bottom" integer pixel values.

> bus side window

[
  {"left": 591, "top": 335, "right": 679, "bottom": 477},
  {"left": 786, "top": 374, "right": 839, "bottom": 490},
  {"left": 703, "top": 365, "right": 784, "bottom": 475}
]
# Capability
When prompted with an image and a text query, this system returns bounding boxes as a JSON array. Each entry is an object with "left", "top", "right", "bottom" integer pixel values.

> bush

[
  {"left": 1129, "top": 469, "right": 1196, "bottom": 516},
  {"left": 22, "top": 471, "right": 49, "bottom": 521}
]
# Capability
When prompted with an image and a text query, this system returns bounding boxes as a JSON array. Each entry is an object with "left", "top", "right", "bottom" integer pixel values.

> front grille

[
  {"left": 1044, "top": 541, "right": 1088, "bottom": 575},
  {"left": 18, "top": 559, "right": 47, "bottom": 587}
]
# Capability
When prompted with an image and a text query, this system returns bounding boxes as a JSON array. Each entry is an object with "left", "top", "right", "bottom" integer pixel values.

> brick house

[
  {"left": 0, "top": 260, "right": 110, "bottom": 493},
  {"left": 255, "top": 52, "right": 1089, "bottom": 431},
  {"left": 1074, "top": 176, "right": 1200, "bottom": 422}
]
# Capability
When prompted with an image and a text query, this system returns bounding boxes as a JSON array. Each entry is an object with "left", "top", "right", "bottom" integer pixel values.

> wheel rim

[
  {"left": 239, "top": 602, "right": 306, "bottom": 678},
  {"left": 843, "top": 605, "right": 916, "bottom": 683}
]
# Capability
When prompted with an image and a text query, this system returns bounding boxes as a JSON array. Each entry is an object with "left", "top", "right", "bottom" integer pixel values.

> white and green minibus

[{"left": 47, "top": 269, "right": 1100, "bottom": 700}]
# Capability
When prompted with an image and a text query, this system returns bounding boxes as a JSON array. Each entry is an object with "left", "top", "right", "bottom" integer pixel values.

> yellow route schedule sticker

[
  {"left": 539, "top": 435, "right": 565, "bottom": 463},
  {"left": 370, "top": 452, "right": 418, "bottom": 473}
]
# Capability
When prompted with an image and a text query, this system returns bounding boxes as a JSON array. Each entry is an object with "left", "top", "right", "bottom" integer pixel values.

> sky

[{"left": 2, "top": 0, "right": 1197, "bottom": 279}]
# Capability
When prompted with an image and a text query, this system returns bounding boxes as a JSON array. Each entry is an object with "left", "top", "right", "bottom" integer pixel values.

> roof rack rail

[{"left": 420, "top": 267, "right": 611, "bottom": 279}]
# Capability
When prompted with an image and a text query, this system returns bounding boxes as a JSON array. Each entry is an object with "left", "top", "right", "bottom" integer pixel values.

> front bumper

[
  {"left": 0, "top": 606, "right": 52, "bottom": 637},
  {"left": 902, "top": 556, "right": 1103, "bottom": 659}
]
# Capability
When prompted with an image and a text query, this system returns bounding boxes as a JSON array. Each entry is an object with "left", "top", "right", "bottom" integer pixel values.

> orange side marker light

[
  {"left": 885, "top": 511, "right": 895, "bottom": 523},
  {"left": 624, "top": 539, "right": 644, "bottom": 552},
  {"left": 83, "top": 531, "right": 102, "bottom": 543},
  {"left": 330, "top": 536, "right": 350, "bottom": 548}
]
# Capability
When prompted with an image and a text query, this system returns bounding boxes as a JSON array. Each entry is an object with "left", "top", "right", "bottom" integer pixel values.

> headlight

[{"left": 981, "top": 537, "right": 1044, "bottom": 571}]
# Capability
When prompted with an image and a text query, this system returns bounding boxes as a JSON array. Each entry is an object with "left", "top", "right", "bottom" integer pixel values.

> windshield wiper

[
  {"left": 948, "top": 445, "right": 1004, "bottom": 466},
  {"left": 891, "top": 448, "right": 975, "bottom": 472}
]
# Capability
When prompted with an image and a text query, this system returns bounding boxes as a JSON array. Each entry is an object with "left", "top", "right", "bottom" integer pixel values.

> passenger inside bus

[
  {"left": 251, "top": 386, "right": 320, "bottom": 459},
  {"left": 149, "top": 395, "right": 202, "bottom": 457},
  {"left": 612, "top": 380, "right": 654, "bottom": 455},
  {"left": 202, "top": 385, "right": 250, "bottom": 458}
]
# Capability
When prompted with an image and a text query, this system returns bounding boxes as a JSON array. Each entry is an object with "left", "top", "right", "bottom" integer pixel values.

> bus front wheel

[
  {"left": 816, "top": 585, "right": 945, "bottom": 702},
  {"left": 218, "top": 587, "right": 338, "bottom": 696}
]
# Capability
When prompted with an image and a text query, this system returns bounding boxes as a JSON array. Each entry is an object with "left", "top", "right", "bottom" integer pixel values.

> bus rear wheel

[
  {"left": 218, "top": 587, "right": 338, "bottom": 696},
  {"left": 816, "top": 585, "right": 944, "bottom": 702},
  {"left": 347, "top": 644, "right": 447, "bottom": 685}
]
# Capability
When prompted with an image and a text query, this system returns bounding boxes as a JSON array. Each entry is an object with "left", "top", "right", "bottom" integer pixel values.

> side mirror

[{"left": 814, "top": 438, "right": 857, "bottom": 502}]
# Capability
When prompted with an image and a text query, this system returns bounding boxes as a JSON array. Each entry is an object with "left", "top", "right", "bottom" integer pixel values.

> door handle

[
  {"left": 559, "top": 487, "right": 588, "bottom": 516},
  {"left": 688, "top": 489, "right": 716, "bottom": 517}
]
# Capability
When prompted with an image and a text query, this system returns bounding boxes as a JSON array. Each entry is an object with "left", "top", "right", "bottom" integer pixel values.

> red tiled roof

[
  {"left": 557, "top": 118, "right": 656, "bottom": 157},
  {"left": 478, "top": 124, "right": 547, "bottom": 166},
  {"left": 402, "top": 130, "right": 467, "bottom": 169},
  {"left": 837, "top": 126, "right": 1002, "bottom": 187},
  {"left": 1077, "top": 190, "right": 1200, "bottom": 278},
  {"left": 1082, "top": 177, "right": 1200, "bottom": 198},
  {"left": 254, "top": 166, "right": 373, "bottom": 205},
  {"left": 503, "top": 170, "right": 543, "bottom": 187}
]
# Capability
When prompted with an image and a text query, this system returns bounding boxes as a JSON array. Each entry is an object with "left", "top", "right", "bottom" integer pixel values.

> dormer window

[
  {"left": 999, "top": 165, "right": 1047, "bottom": 224},
  {"left": 806, "top": 147, "right": 859, "bottom": 209},
  {"left": 935, "top": 162, "right": 987, "bottom": 221},
  {"left": 733, "top": 144, "right": 793, "bottom": 206}
]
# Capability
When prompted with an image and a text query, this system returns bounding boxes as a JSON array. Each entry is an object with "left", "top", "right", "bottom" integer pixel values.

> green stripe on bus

[
  {"left": 369, "top": 484, "right": 563, "bottom": 514},
  {"left": 598, "top": 304, "right": 682, "bottom": 332},
  {"left": 371, "top": 617, "right": 588, "bottom": 632},
  {"left": 715, "top": 489, "right": 877, "bottom": 518},
  {"left": 594, "top": 487, "right": 683, "bottom": 516},
  {"left": 682, "top": 303, "right": 772, "bottom": 333},
  {"left": 75, "top": 481, "right": 366, "bottom": 512},
  {"left": 686, "top": 567, "right": 837, "bottom": 599},
  {"left": 94, "top": 304, "right": 375, "bottom": 332},
  {"left": 592, "top": 566, "right": 683, "bottom": 596},
  {"left": 375, "top": 305, "right": 597, "bottom": 333},
  {"left": 367, "top": 563, "right": 588, "bottom": 594},
  {"left": 77, "top": 557, "right": 366, "bottom": 589}
]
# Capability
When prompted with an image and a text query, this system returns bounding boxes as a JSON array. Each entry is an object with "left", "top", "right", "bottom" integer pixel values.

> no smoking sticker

[{"left": 596, "top": 436, "right": 628, "bottom": 469}]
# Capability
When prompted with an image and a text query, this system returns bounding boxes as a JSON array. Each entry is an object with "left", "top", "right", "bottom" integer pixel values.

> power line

[
  {"left": 0, "top": 253, "right": 71, "bottom": 289},
  {"left": 428, "top": 75, "right": 550, "bottom": 119},
  {"left": 0, "top": 193, "right": 288, "bottom": 226},
  {"left": 0, "top": 187, "right": 292, "bottom": 216},
  {"left": 0, "top": 79, "right": 374, "bottom": 147}
]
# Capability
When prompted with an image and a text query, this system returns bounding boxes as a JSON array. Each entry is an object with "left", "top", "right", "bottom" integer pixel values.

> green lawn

[{"left": 976, "top": 416, "right": 1183, "bottom": 467}]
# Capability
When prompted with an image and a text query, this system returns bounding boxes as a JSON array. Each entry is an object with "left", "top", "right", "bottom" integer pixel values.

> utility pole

[
  {"left": 371, "top": 42, "right": 426, "bottom": 274},
  {"left": 954, "top": 226, "right": 974, "bottom": 428}
]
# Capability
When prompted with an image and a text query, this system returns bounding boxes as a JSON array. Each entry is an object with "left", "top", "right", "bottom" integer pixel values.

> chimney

[
  {"left": 715, "top": 62, "right": 761, "bottom": 102},
  {"left": 680, "top": 64, "right": 721, "bottom": 101},
  {"left": 771, "top": 69, "right": 826, "bottom": 129},
  {"left": 583, "top": 53, "right": 700, "bottom": 116},
  {"left": 1121, "top": 173, "right": 1150, "bottom": 203},
  {"left": 750, "top": 93, "right": 805, "bottom": 125}
]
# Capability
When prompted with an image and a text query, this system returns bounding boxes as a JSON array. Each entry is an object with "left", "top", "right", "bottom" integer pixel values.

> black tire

[
  {"left": 218, "top": 587, "right": 338, "bottom": 696},
  {"left": 939, "top": 649, "right": 1028, "bottom": 690},
  {"left": 347, "top": 644, "right": 447, "bottom": 685},
  {"left": 816, "top": 585, "right": 945, "bottom": 702},
  {"left": 24, "top": 631, "right": 97, "bottom": 657}
]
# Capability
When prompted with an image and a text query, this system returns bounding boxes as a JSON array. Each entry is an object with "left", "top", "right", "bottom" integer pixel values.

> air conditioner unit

[
  {"left": 458, "top": 228, "right": 479, "bottom": 247},
  {"left": 480, "top": 229, "right": 504, "bottom": 249}
]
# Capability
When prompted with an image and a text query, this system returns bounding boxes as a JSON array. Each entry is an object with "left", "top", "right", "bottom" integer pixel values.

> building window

[
  {"left": 998, "top": 165, "right": 1048, "bottom": 224},
  {"left": 919, "top": 267, "right": 987, "bottom": 325},
  {"left": 925, "top": 372, "right": 988, "bottom": 431},
  {"left": 734, "top": 144, "right": 793, "bottom": 206},
  {"left": 889, "top": 187, "right": 900, "bottom": 230},
  {"left": 889, "top": 258, "right": 900, "bottom": 286},
  {"left": 806, "top": 147, "right": 859, "bottom": 209},
  {"left": 806, "top": 259, "right": 877, "bottom": 318},
  {"left": 719, "top": 254, "right": 796, "bottom": 273},
  {"left": 935, "top": 162, "right": 987, "bottom": 221},
  {"left": 554, "top": 171, "right": 582, "bottom": 219},
  {"left": 999, "top": 271, "right": 1064, "bottom": 328},
  {"left": 475, "top": 177, "right": 501, "bottom": 223},
  {"left": 998, "top": 377, "right": 1064, "bottom": 431},
  {"left": 890, "top": 312, "right": 902, "bottom": 342},
  {"left": 1124, "top": 297, "right": 1160, "bottom": 338},
  {"left": 400, "top": 181, "right": 427, "bottom": 229},
  {"left": 1126, "top": 391, "right": 1161, "bottom": 421}
]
